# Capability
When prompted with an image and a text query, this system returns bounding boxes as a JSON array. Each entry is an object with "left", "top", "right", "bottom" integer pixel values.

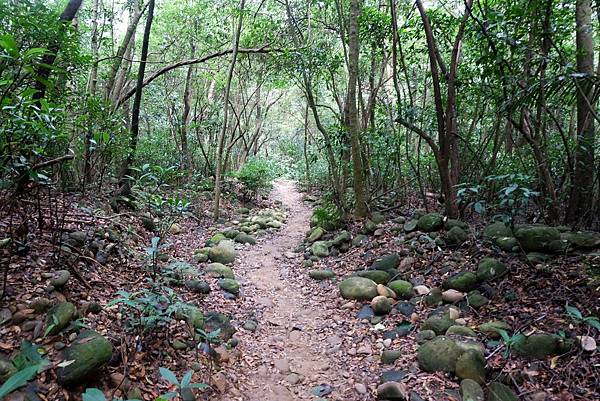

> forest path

[{"left": 222, "top": 180, "right": 342, "bottom": 401}]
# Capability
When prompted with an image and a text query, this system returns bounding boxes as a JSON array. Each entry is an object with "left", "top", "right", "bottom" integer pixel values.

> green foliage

[
  {"left": 494, "top": 329, "right": 525, "bottom": 358},
  {"left": 0, "top": 342, "right": 49, "bottom": 398},
  {"left": 311, "top": 202, "right": 342, "bottom": 230},
  {"left": 82, "top": 387, "right": 139, "bottom": 401},
  {"left": 565, "top": 304, "right": 600, "bottom": 331},
  {"left": 233, "top": 157, "right": 280, "bottom": 198},
  {"left": 158, "top": 367, "right": 208, "bottom": 400}
]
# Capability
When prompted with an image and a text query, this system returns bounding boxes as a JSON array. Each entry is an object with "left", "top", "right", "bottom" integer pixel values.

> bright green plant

[
  {"left": 81, "top": 388, "right": 139, "bottom": 401},
  {"left": 565, "top": 304, "right": 600, "bottom": 331},
  {"left": 158, "top": 367, "right": 208, "bottom": 400},
  {"left": 0, "top": 342, "right": 49, "bottom": 398},
  {"left": 233, "top": 157, "right": 280, "bottom": 199},
  {"left": 491, "top": 329, "right": 525, "bottom": 358}
]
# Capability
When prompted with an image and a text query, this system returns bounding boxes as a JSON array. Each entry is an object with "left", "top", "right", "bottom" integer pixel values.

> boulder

[
  {"left": 417, "top": 213, "right": 444, "bottom": 232},
  {"left": 352, "top": 234, "right": 368, "bottom": 246},
  {"left": 423, "top": 288, "right": 443, "bottom": 306},
  {"left": 415, "top": 330, "right": 436, "bottom": 344},
  {"left": 218, "top": 278, "right": 240, "bottom": 296},
  {"left": 467, "top": 291, "right": 489, "bottom": 309},
  {"left": 495, "top": 237, "right": 519, "bottom": 252},
  {"left": 445, "top": 219, "right": 469, "bottom": 230},
  {"left": 184, "top": 306, "right": 204, "bottom": 329},
  {"left": 512, "top": 334, "right": 559, "bottom": 359},
  {"left": 478, "top": 321, "right": 511, "bottom": 339},
  {"left": 444, "top": 272, "right": 478, "bottom": 292},
  {"left": 339, "top": 277, "right": 378, "bottom": 301},
  {"left": 446, "top": 325, "right": 477, "bottom": 337},
  {"left": 204, "top": 312, "right": 236, "bottom": 341},
  {"left": 461, "top": 379, "right": 485, "bottom": 401},
  {"left": 377, "top": 284, "right": 396, "bottom": 298},
  {"left": 311, "top": 241, "right": 330, "bottom": 258},
  {"left": 442, "top": 289, "right": 465, "bottom": 303},
  {"left": 49, "top": 270, "right": 70, "bottom": 288},
  {"left": 234, "top": 233, "right": 256, "bottom": 245},
  {"left": 309, "top": 269, "right": 335, "bottom": 280},
  {"left": 381, "top": 349, "right": 401, "bottom": 364},
  {"left": 209, "top": 233, "right": 226, "bottom": 245},
  {"left": 418, "top": 336, "right": 463, "bottom": 372},
  {"left": 422, "top": 313, "right": 455, "bottom": 335},
  {"left": 446, "top": 226, "right": 468, "bottom": 245},
  {"left": 223, "top": 229, "right": 240, "bottom": 239},
  {"left": 45, "top": 302, "right": 76, "bottom": 336},
  {"left": 482, "top": 222, "right": 513, "bottom": 241},
  {"left": 208, "top": 241, "right": 237, "bottom": 264},
  {"left": 56, "top": 330, "right": 113, "bottom": 385},
  {"left": 476, "top": 258, "right": 507, "bottom": 281},
  {"left": 357, "top": 270, "right": 390, "bottom": 284},
  {"left": 185, "top": 280, "right": 211, "bottom": 294},
  {"left": 332, "top": 231, "right": 351, "bottom": 247},
  {"left": 372, "top": 254, "right": 400, "bottom": 272},
  {"left": 387, "top": 280, "right": 413, "bottom": 300},
  {"left": 376, "top": 382, "right": 406, "bottom": 400},
  {"left": 205, "top": 263, "right": 234, "bottom": 279},
  {"left": 514, "top": 225, "right": 562, "bottom": 253},
  {"left": 307, "top": 227, "right": 326, "bottom": 243},
  {"left": 363, "top": 220, "right": 378, "bottom": 234},
  {"left": 455, "top": 349, "right": 486, "bottom": 383},
  {"left": 562, "top": 231, "right": 600, "bottom": 250},
  {"left": 403, "top": 220, "right": 418, "bottom": 232},
  {"left": 371, "top": 296, "right": 392, "bottom": 315},
  {"left": 487, "top": 382, "right": 518, "bottom": 401}
]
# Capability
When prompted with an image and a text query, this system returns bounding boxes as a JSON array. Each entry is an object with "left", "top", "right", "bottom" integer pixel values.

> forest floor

[{"left": 0, "top": 180, "right": 599, "bottom": 401}]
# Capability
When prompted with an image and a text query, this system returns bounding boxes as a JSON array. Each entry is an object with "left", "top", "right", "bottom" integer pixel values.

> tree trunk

[
  {"left": 118, "top": 0, "right": 155, "bottom": 193},
  {"left": 566, "top": 0, "right": 596, "bottom": 226},
  {"left": 213, "top": 0, "right": 245, "bottom": 220},
  {"left": 347, "top": 0, "right": 368, "bottom": 218}
]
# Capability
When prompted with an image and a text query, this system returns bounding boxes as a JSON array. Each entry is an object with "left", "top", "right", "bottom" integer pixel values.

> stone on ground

[
  {"left": 387, "top": 280, "right": 413, "bottom": 300},
  {"left": 311, "top": 241, "right": 330, "bottom": 257},
  {"left": 446, "top": 226, "right": 468, "bottom": 245},
  {"left": 205, "top": 263, "right": 234, "bottom": 279},
  {"left": 208, "top": 240, "right": 237, "bottom": 264},
  {"left": 418, "top": 336, "right": 463, "bottom": 373},
  {"left": 371, "top": 296, "right": 392, "bottom": 315},
  {"left": 417, "top": 213, "right": 444, "bottom": 232},
  {"left": 476, "top": 258, "right": 507, "bottom": 281},
  {"left": 372, "top": 254, "right": 400, "bottom": 272},
  {"left": 339, "top": 277, "right": 378, "bottom": 301},
  {"left": 49, "top": 270, "right": 70, "bottom": 288},
  {"left": 218, "top": 278, "right": 240, "bottom": 296},
  {"left": 357, "top": 270, "right": 390, "bottom": 284},
  {"left": 307, "top": 227, "right": 326, "bottom": 243},
  {"left": 444, "top": 271, "right": 478, "bottom": 292},
  {"left": 56, "top": 330, "right": 113, "bottom": 384},
  {"left": 234, "top": 232, "right": 256, "bottom": 245},
  {"left": 514, "top": 225, "right": 562, "bottom": 253},
  {"left": 487, "top": 382, "right": 518, "bottom": 401},
  {"left": 461, "top": 379, "right": 485, "bottom": 401},
  {"left": 455, "top": 349, "right": 486, "bottom": 383},
  {"left": 309, "top": 269, "right": 335, "bottom": 280},
  {"left": 45, "top": 302, "right": 76, "bottom": 336}
]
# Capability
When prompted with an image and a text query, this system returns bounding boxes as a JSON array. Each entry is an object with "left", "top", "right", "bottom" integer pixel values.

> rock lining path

[{"left": 222, "top": 180, "right": 345, "bottom": 401}]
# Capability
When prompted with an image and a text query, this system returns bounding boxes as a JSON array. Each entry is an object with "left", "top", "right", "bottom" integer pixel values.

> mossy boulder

[
  {"left": 205, "top": 263, "right": 234, "bottom": 279},
  {"left": 218, "top": 278, "right": 240, "bottom": 295},
  {"left": 357, "top": 270, "right": 390, "bottom": 284},
  {"left": 455, "top": 349, "right": 486, "bottom": 383},
  {"left": 482, "top": 222, "right": 513, "bottom": 241},
  {"left": 372, "top": 254, "right": 400, "bottom": 272},
  {"left": 495, "top": 236, "right": 519, "bottom": 252},
  {"left": 381, "top": 349, "right": 402, "bottom": 364},
  {"left": 487, "top": 382, "right": 518, "bottom": 401},
  {"left": 208, "top": 241, "right": 237, "bottom": 264},
  {"left": 223, "top": 229, "right": 240, "bottom": 239},
  {"left": 562, "top": 231, "right": 600, "bottom": 250},
  {"left": 204, "top": 312, "right": 235, "bottom": 341},
  {"left": 514, "top": 225, "right": 562, "bottom": 253},
  {"left": 45, "top": 302, "right": 77, "bottom": 336},
  {"left": 418, "top": 336, "right": 463, "bottom": 372},
  {"left": 371, "top": 296, "right": 392, "bottom": 315},
  {"left": 512, "top": 334, "right": 559, "bottom": 359},
  {"left": 307, "top": 227, "right": 326, "bottom": 243},
  {"left": 422, "top": 313, "right": 455, "bottom": 335},
  {"left": 56, "top": 330, "right": 113, "bottom": 385},
  {"left": 339, "top": 277, "right": 378, "bottom": 301},
  {"left": 444, "top": 271, "right": 478, "bottom": 292},
  {"left": 309, "top": 269, "right": 335, "bottom": 280},
  {"left": 417, "top": 213, "right": 444, "bottom": 232},
  {"left": 476, "top": 258, "right": 507, "bottom": 281},
  {"left": 467, "top": 291, "right": 489, "bottom": 309},
  {"left": 478, "top": 321, "right": 511, "bottom": 339},
  {"left": 363, "top": 219, "right": 378, "bottom": 234},
  {"left": 209, "top": 233, "right": 226, "bottom": 245},
  {"left": 184, "top": 306, "right": 204, "bottom": 329},
  {"left": 311, "top": 241, "right": 330, "bottom": 258},
  {"left": 461, "top": 379, "right": 485, "bottom": 401},
  {"left": 387, "top": 280, "right": 413, "bottom": 300},
  {"left": 185, "top": 280, "right": 211, "bottom": 294},
  {"left": 446, "top": 226, "right": 468, "bottom": 245},
  {"left": 49, "top": 270, "right": 71, "bottom": 288},
  {"left": 332, "top": 230, "right": 351, "bottom": 247},
  {"left": 445, "top": 219, "right": 469, "bottom": 230},
  {"left": 446, "top": 325, "right": 477, "bottom": 337},
  {"left": 234, "top": 233, "right": 256, "bottom": 245}
]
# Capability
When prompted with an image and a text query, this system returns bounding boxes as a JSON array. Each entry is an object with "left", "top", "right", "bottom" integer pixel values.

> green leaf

[
  {"left": 0, "top": 365, "right": 39, "bottom": 398},
  {"left": 159, "top": 367, "right": 179, "bottom": 386},
  {"left": 82, "top": 388, "right": 108, "bottom": 401},
  {"left": 565, "top": 304, "right": 583, "bottom": 320},
  {"left": 180, "top": 370, "right": 193, "bottom": 388},
  {"left": 585, "top": 317, "right": 600, "bottom": 331}
]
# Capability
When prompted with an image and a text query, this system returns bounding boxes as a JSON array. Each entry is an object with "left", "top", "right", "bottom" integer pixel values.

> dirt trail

[{"left": 223, "top": 180, "right": 343, "bottom": 401}]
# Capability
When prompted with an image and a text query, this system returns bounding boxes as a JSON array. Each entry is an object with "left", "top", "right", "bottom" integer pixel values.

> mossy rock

[
  {"left": 495, "top": 237, "right": 519, "bottom": 252},
  {"left": 372, "top": 254, "right": 400, "bottom": 272},
  {"left": 445, "top": 219, "right": 469, "bottom": 230},
  {"left": 371, "top": 296, "right": 392, "bottom": 315},
  {"left": 234, "top": 233, "right": 256, "bottom": 245},
  {"left": 236, "top": 207, "right": 250, "bottom": 215},
  {"left": 478, "top": 321, "right": 511, "bottom": 339},
  {"left": 356, "top": 270, "right": 390, "bottom": 284},
  {"left": 562, "top": 231, "right": 600, "bottom": 249},
  {"left": 309, "top": 269, "right": 335, "bottom": 280},
  {"left": 352, "top": 234, "right": 368, "bottom": 246},
  {"left": 209, "top": 233, "right": 226, "bottom": 245},
  {"left": 417, "top": 213, "right": 444, "bottom": 232},
  {"left": 218, "top": 278, "right": 240, "bottom": 295},
  {"left": 446, "top": 226, "right": 468, "bottom": 245},
  {"left": 417, "top": 336, "right": 463, "bottom": 373},
  {"left": 423, "top": 288, "right": 443, "bottom": 306},
  {"left": 339, "top": 277, "right": 378, "bottom": 301},
  {"left": 185, "top": 280, "right": 211, "bottom": 294},
  {"left": 444, "top": 271, "right": 478, "bottom": 292},
  {"left": 455, "top": 349, "right": 486, "bottom": 383},
  {"left": 307, "top": 227, "right": 326, "bottom": 243},
  {"left": 363, "top": 219, "right": 378, "bottom": 234},
  {"left": 141, "top": 216, "right": 156, "bottom": 231},
  {"left": 467, "top": 291, "right": 489, "bottom": 309},
  {"left": 476, "top": 258, "right": 507, "bottom": 281},
  {"left": 514, "top": 225, "right": 562, "bottom": 253},
  {"left": 403, "top": 220, "right": 418, "bottom": 232},
  {"left": 512, "top": 334, "right": 559, "bottom": 359},
  {"left": 387, "top": 280, "right": 413, "bottom": 300},
  {"left": 311, "top": 241, "right": 329, "bottom": 258},
  {"left": 56, "top": 330, "right": 113, "bottom": 385},
  {"left": 45, "top": 302, "right": 77, "bottom": 336},
  {"left": 482, "top": 222, "right": 513, "bottom": 241},
  {"left": 381, "top": 349, "right": 402, "bottom": 364},
  {"left": 49, "top": 270, "right": 71, "bottom": 288},
  {"left": 184, "top": 306, "right": 204, "bottom": 329},
  {"left": 204, "top": 312, "right": 235, "bottom": 341},
  {"left": 422, "top": 313, "right": 455, "bottom": 335},
  {"left": 205, "top": 263, "right": 234, "bottom": 279},
  {"left": 223, "top": 229, "right": 240, "bottom": 239},
  {"left": 487, "top": 382, "right": 518, "bottom": 401},
  {"left": 332, "top": 231, "right": 351, "bottom": 247},
  {"left": 208, "top": 241, "right": 236, "bottom": 264},
  {"left": 446, "top": 325, "right": 477, "bottom": 337},
  {"left": 461, "top": 379, "right": 484, "bottom": 401}
]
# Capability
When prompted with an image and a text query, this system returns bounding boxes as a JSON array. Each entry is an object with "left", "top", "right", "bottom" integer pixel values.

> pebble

[
  {"left": 413, "top": 285, "right": 430, "bottom": 295},
  {"left": 286, "top": 373, "right": 301, "bottom": 385},
  {"left": 274, "top": 358, "right": 290, "bottom": 373},
  {"left": 354, "top": 383, "right": 367, "bottom": 394}
]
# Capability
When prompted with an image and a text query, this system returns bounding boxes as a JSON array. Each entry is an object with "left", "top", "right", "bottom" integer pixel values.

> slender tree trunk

[
  {"left": 347, "top": 0, "right": 368, "bottom": 218},
  {"left": 118, "top": 0, "right": 155, "bottom": 193},
  {"left": 566, "top": 0, "right": 596, "bottom": 226},
  {"left": 213, "top": 0, "right": 245, "bottom": 220},
  {"left": 180, "top": 44, "right": 195, "bottom": 174}
]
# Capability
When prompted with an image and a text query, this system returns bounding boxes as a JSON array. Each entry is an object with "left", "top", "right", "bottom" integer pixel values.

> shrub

[{"left": 233, "top": 157, "right": 279, "bottom": 198}]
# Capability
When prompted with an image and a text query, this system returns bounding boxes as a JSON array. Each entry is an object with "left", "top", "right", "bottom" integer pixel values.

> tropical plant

[{"left": 158, "top": 367, "right": 208, "bottom": 400}]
